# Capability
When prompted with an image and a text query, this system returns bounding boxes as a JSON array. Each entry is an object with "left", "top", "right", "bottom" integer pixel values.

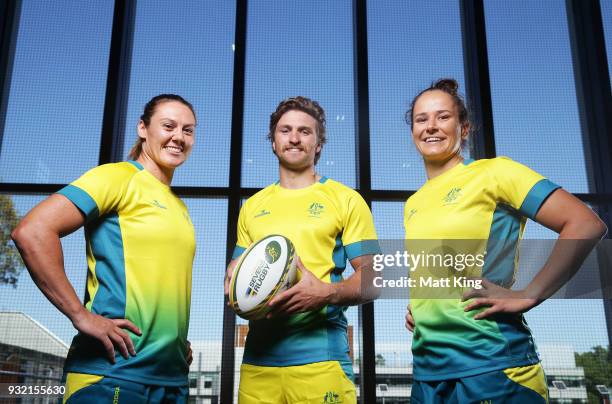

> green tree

[
  {"left": 0, "top": 194, "right": 24, "bottom": 287},
  {"left": 575, "top": 345, "right": 612, "bottom": 403},
  {"left": 375, "top": 354, "right": 386, "bottom": 367}
]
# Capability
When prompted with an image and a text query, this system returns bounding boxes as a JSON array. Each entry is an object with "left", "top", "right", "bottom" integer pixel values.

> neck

[
  {"left": 278, "top": 164, "right": 320, "bottom": 189},
  {"left": 424, "top": 153, "right": 464, "bottom": 180},
  {"left": 137, "top": 154, "right": 174, "bottom": 186}
]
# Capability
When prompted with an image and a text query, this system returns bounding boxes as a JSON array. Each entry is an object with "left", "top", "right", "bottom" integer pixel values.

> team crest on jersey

[
  {"left": 323, "top": 391, "right": 342, "bottom": 403},
  {"left": 443, "top": 187, "right": 462, "bottom": 205},
  {"left": 308, "top": 202, "right": 325, "bottom": 218}
]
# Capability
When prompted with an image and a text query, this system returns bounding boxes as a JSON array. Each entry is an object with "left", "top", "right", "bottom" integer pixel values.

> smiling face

[
  {"left": 411, "top": 90, "right": 468, "bottom": 163},
  {"left": 137, "top": 100, "right": 196, "bottom": 171},
  {"left": 271, "top": 109, "right": 321, "bottom": 171}
]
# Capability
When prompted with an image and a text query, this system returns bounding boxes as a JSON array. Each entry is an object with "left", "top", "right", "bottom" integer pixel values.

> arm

[
  {"left": 11, "top": 194, "right": 140, "bottom": 362},
  {"left": 405, "top": 304, "right": 414, "bottom": 332},
  {"left": 224, "top": 257, "right": 239, "bottom": 302},
  {"left": 464, "top": 189, "right": 607, "bottom": 318},
  {"left": 267, "top": 254, "right": 378, "bottom": 317}
]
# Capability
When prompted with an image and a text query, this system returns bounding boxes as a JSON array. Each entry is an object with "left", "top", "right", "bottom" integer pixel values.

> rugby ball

[{"left": 229, "top": 235, "right": 298, "bottom": 320}]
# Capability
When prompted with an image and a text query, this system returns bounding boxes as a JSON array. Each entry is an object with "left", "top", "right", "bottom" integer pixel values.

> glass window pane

[
  {"left": 185, "top": 198, "right": 228, "bottom": 402},
  {"left": 484, "top": 0, "right": 590, "bottom": 193},
  {"left": 520, "top": 217, "right": 608, "bottom": 402},
  {"left": 372, "top": 201, "right": 412, "bottom": 401},
  {"left": 123, "top": 0, "right": 235, "bottom": 187},
  {"left": 241, "top": 0, "right": 356, "bottom": 188},
  {"left": 0, "top": 1, "right": 113, "bottom": 183},
  {"left": 368, "top": 0, "right": 465, "bottom": 191},
  {"left": 0, "top": 194, "right": 86, "bottom": 346}
]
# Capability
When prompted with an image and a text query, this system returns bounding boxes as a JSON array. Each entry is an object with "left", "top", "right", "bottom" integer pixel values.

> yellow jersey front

[
  {"left": 233, "top": 177, "right": 380, "bottom": 366},
  {"left": 58, "top": 161, "right": 195, "bottom": 386}
]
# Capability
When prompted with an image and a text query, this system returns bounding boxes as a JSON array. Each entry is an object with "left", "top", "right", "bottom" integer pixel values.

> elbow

[
  {"left": 369, "top": 286, "right": 382, "bottom": 302},
  {"left": 11, "top": 219, "right": 38, "bottom": 253},
  {"left": 593, "top": 218, "right": 608, "bottom": 240},
  {"left": 11, "top": 222, "right": 26, "bottom": 249},
  {"left": 578, "top": 214, "right": 608, "bottom": 240}
]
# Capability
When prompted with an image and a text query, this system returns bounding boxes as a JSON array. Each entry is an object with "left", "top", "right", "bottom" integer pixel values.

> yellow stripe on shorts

[
  {"left": 63, "top": 372, "right": 104, "bottom": 403},
  {"left": 503, "top": 363, "right": 548, "bottom": 402}
]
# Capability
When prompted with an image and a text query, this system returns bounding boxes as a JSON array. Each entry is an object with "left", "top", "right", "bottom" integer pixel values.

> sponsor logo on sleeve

[{"left": 254, "top": 209, "right": 271, "bottom": 218}]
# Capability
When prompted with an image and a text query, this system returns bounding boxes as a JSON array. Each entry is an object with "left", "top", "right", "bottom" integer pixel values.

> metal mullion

[
  {"left": 99, "top": 0, "right": 136, "bottom": 165},
  {"left": 354, "top": 0, "right": 376, "bottom": 402},
  {"left": 220, "top": 1, "right": 248, "bottom": 403},
  {"left": 459, "top": 0, "right": 496, "bottom": 159},
  {"left": 0, "top": 0, "right": 21, "bottom": 159}
]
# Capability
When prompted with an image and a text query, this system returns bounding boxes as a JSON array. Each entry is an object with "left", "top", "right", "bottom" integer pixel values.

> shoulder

[
  {"left": 242, "top": 183, "right": 277, "bottom": 210},
  {"left": 320, "top": 178, "right": 372, "bottom": 221},
  {"left": 320, "top": 178, "right": 363, "bottom": 200},
  {"left": 70, "top": 161, "right": 142, "bottom": 191},
  {"left": 80, "top": 161, "right": 141, "bottom": 182},
  {"left": 472, "top": 156, "right": 526, "bottom": 171}
]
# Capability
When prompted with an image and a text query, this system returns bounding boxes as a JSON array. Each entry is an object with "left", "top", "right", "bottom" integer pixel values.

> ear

[
  {"left": 137, "top": 120, "right": 147, "bottom": 141},
  {"left": 461, "top": 123, "right": 470, "bottom": 140},
  {"left": 315, "top": 143, "right": 322, "bottom": 154},
  {"left": 272, "top": 139, "right": 277, "bottom": 154}
]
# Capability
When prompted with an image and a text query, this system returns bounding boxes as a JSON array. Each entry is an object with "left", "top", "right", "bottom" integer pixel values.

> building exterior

[{"left": 0, "top": 312, "right": 68, "bottom": 403}]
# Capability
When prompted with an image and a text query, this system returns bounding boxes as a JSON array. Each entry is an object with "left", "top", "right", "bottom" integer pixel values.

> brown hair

[
  {"left": 268, "top": 96, "right": 327, "bottom": 165},
  {"left": 127, "top": 94, "right": 196, "bottom": 160},
  {"left": 405, "top": 78, "right": 471, "bottom": 133}
]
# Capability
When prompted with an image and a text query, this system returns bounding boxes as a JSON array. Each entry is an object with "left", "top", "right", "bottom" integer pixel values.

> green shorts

[
  {"left": 63, "top": 372, "right": 188, "bottom": 404},
  {"left": 411, "top": 363, "right": 549, "bottom": 404}
]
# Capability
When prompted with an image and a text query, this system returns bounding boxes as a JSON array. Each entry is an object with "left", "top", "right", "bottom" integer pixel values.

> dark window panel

[
  {"left": 0, "top": 1, "right": 113, "bottom": 184},
  {"left": 122, "top": 0, "right": 236, "bottom": 187}
]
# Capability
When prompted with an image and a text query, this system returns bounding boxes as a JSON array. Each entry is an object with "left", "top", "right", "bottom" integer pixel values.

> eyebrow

[
  {"left": 278, "top": 124, "right": 314, "bottom": 131},
  {"left": 160, "top": 118, "right": 196, "bottom": 127},
  {"left": 414, "top": 109, "right": 452, "bottom": 116}
]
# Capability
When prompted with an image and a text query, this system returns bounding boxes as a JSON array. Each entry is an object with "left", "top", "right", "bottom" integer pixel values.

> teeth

[
  {"left": 164, "top": 146, "right": 182, "bottom": 152},
  {"left": 425, "top": 138, "right": 442, "bottom": 143}
]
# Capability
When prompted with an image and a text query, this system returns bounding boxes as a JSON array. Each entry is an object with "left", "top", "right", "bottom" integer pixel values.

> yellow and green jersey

[
  {"left": 58, "top": 161, "right": 195, "bottom": 386},
  {"left": 233, "top": 177, "right": 380, "bottom": 367},
  {"left": 404, "top": 157, "right": 560, "bottom": 381}
]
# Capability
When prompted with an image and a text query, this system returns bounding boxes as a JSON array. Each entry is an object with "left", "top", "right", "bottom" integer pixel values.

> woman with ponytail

[
  {"left": 12, "top": 94, "right": 197, "bottom": 403},
  {"left": 403, "top": 79, "right": 606, "bottom": 402}
]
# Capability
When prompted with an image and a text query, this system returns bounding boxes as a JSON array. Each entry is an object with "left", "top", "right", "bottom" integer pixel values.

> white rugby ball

[{"left": 229, "top": 235, "right": 297, "bottom": 320}]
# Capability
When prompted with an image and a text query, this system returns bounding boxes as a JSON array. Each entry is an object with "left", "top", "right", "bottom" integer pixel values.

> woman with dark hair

[
  {"left": 12, "top": 94, "right": 197, "bottom": 403},
  {"left": 403, "top": 79, "right": 606, "bottom": 402}
]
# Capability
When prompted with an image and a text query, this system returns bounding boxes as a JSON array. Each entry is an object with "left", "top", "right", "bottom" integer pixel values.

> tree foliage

[
  {"left": 575, "top": 345, "right": 612, "bottom": 403},
  {"left": 0, "top": 194, "right": 23, "bottom": 287}
]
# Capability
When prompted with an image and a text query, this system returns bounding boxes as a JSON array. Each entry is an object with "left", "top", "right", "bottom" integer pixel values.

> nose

[
  {"left": 288, "top": 130, "right": 300, "bottom": 144},
  {"left": 426, "top": 118, "right": 438, "bottom": 133},
  {"left": 172, "top": 128, "right": 186, "bottom": 144}
]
